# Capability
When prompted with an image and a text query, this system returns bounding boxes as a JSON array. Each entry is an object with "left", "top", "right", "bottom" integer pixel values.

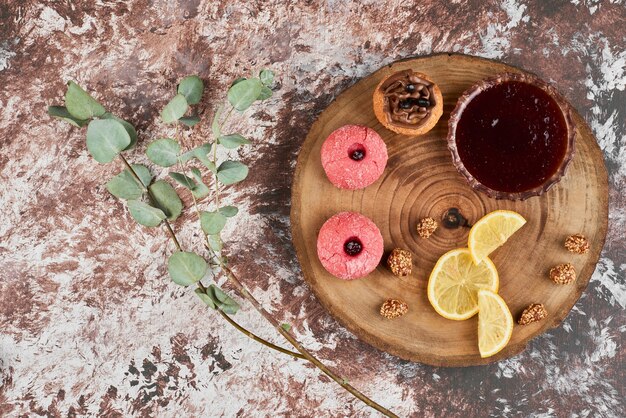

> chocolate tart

[
  {"left": 373, "top": 70, "right": 444, "bottom": 136},
  {"left": 447, "top": 72, "right": 576, "bottom": 200}
]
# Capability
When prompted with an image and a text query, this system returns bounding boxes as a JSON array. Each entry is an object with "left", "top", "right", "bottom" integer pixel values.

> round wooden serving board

[{"left": 290, "top": 54, "right": 609, "bottom": 367}]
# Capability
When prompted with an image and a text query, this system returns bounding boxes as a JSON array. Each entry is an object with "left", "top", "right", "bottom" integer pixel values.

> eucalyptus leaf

[
  {"left": 191, "top": 183, "right": 210, "bottom": 199},
  {"left": 207, "top": 234, "right": 223, "bottom": 252},
  {"left": 217, "top": 160, "right": 249, "bottom": 185},
  {"left": 211, "top": 104, "right": 224, "bottom": 138},
  {"left": 65, "top": 81, "right": 106, "bottom": 120},
  {"left": 208, "top": 285, "right": 240, "bottom": 314},
  {"left": 131, "top": 164, "right": 153, "bottom": 187},
  {"left": 85, "top": 119, "right": 131, "bottom": 163},
  {"left": 177, "top": 75, "right": 204, "bottom": 105},
  {"left": 257, "top": 86, "right": 272, "bottom": 101},
  {"left": 102, "top": 112, "right": 137, "bottom": 150},
  {"left": 259, "top": 69, "right": 274, "bottom": 86},
  {"left": 127, "top": 200, "right": 166, "bottom": 227},
  {"left": 169, "top": 171, "right": 209, "bottom": 199},
  {"left": 227, "top": 78, "right": 262, "bottom": 112},
  {"left": 202, "top": 160, "right": 217, "bottom": 173},
  {"left": 146, "top": 138, "right": 180, "bottom": 167},
  {"left": 190, "top": 167, "right": 204, "bottom": 182},
  {"left": 48, "top": 106, "right": 88, "bottom": 127},
  {"left": 194, "top": 288, "right": 217, "bottom": 309},
  {"left": 219, "top": 205, "right": 238, "bottom": 217},
  {"left": 179, "top": 150, "right": 195, "bottom": 164},
  {"left": 149, "top": 180, "right": 183, "bottom": 221},
  {"left": 161, "top": 93, "right": 188, "bottom": 124},
  {"left": 106, "top": 170, "right": 143, "bottom": 200},
  {"left": 168, "top": 251, "right": 207, "bottom": 286},
  {"left": 219, "top": 134, "right": 251, "bottom": 149},
  {"left": 180, "top": 143, "right": 211, "bottom": 164},
  {"left": 200, "top": 211, "right": 227, "bottom": 235},
  {"left": 179, "top": 116, "right": 201, "bottom": 127},
  {"left": 197, "top": 155, "right": 215, "bottom": 171},
  {"left": 169, "top": 172, "right": 197, "bottom": 189},
  {"left": 188, "top": 168, "right": 210, "bottom": 199},
  {"left": 230, "top": 77, "right": 246, "bottom": 87}
]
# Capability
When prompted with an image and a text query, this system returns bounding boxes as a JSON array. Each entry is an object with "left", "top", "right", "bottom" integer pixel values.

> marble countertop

[{"left": 0, "top": 1, "right": 624, "bottom": 416}]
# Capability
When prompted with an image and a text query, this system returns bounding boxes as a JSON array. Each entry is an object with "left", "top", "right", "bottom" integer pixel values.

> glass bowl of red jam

[{"left": 447, "top": 72, "right": 576, "bottom": 200}]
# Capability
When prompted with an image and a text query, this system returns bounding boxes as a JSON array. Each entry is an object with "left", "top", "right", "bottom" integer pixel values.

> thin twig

[
  {"left": 217, "top": 309, "right": 305, "bottom": 359},
  {"left": 195, "top": 281, "right": 303, "bottom": 359},
  {"left": 216, "top": 259, "right": 398, "bottom": 418}
]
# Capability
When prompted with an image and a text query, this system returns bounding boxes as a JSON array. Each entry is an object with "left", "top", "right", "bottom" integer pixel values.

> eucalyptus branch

[{"left": 48, "top": 74, "right": 397, "bottom": 418}]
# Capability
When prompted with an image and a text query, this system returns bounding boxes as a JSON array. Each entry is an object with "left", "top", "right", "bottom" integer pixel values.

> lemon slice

[
  {"left": 468, "top": 210, "right": 526, "bottom": 265},
  {"left": 477, "top": 290, "right": 514, "bottom": 358},
  {"left": 427, "top": 248, "right": 499, "bottom": 320}
]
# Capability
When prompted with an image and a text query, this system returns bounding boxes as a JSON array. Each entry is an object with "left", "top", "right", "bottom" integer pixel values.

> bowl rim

[{"left": 446, "top": 72, "right": 577, "bottom": 201}]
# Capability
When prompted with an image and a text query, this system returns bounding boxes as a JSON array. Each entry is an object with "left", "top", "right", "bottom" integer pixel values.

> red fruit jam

[{"left": 455, "top": 81, "right": 569, "bottom": 193}]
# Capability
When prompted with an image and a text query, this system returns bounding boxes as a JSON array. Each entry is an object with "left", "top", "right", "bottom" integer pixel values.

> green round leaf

[
  {"left": 219, "top": 206, "right": 238, "bottom": 217},
  {"left": 48, "top": 106, "right": 88, "bottom": 127},
  {"left": 168, "top": 251, "right": 207, "bottom": 286},
  {"left": 161, "top": 94, "right": 188, "bottom": 124},
  {"left": 208, "top": 285, "right": 240, "bottom": 314},
  {"left": 177, "top": 76, "right": 204, "bottom": 105},
  {"left": 227, "top": 78, "right": 262, "bottom": 112},
  {"left": 102, "top": 113, "right": 138, "bottom": 150},
  {"left": 127, "top": 200, "right": 166, "bottom": 227},
  {"left": 259, "top": 69, "right": 274, "bottom": 86},
  {"left": 149, "top": 180, "right": 183, "bottom": 221},
  {"left": 219, "top": 134, "right": 251, "bottom": 149},
  {"left": 230, "top": 77, "right": 246, "bottom": 87},
  {"left": 187, "top": 168, "right": 210, "bottom": 198},
  {"left": 131, "top": 164, "right": 153, "bottom": 187},
  {"left": 146, "top": 138, "right": 180, "bottom": 167},
  {"left": 106, "top": 170, "right": 143, "bottom": 200},
  {"left": 200, "top": 211, "right": 227, "bottom": 235},
  {"left": 169, "top": 172, "right": 197, "bottom": 190},
  {"left": 195, "top": 288, "right": 217, "bottom": 309},
  {"left": 257, "top": 86, "right": 272, "bottom": 101},
  {"left": 191, "top": 183, "right": 210, "bottom": 199},
  {"left": 217, "top": 160, "right": 249, "bottom": 185},
  {"left": 85, "top": 119, "right": 131, "bottom": 163},
  {"left": 65, "top": 81, "right": 106, "bottom": 120},
  {"left": 207, "top": 234, "right": 223, "bottom": 252},
  {"left": 190, "top": 167, "right": 204, "bottom": 182},
  {"left": 180, "top": 143, "right": 211, "bottom": 164},
  {"left": 179, "top": 116, "right": 201, "bottom": 127},
  {"left": 280, "top": 323, "right": 291, "bottom": 332}
]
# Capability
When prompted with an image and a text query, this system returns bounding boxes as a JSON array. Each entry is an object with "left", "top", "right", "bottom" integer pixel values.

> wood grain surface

[{"left": 291, "top": 54, "right": 609, "bottom": 366}]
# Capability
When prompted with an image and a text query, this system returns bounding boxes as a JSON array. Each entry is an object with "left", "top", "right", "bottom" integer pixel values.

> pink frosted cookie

[
  {"left": 321, "top": 124, "right": 388, "bottom": 189},
  {"left": 317, "top": 211, "right": 384, "bottom": 280}
]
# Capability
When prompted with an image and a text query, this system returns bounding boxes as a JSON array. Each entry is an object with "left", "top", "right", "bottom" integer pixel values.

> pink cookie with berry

[
  {"left": 316, "top": 211, "right": 384, "bottom": 280},
  {"left": 321, "top": 125, "right": 388, "bottom": 190}
]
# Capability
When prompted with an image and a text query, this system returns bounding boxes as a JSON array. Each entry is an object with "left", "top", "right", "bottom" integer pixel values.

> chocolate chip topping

[{"left": 381, "top": 70, "right": 435, "bottom": 127}]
